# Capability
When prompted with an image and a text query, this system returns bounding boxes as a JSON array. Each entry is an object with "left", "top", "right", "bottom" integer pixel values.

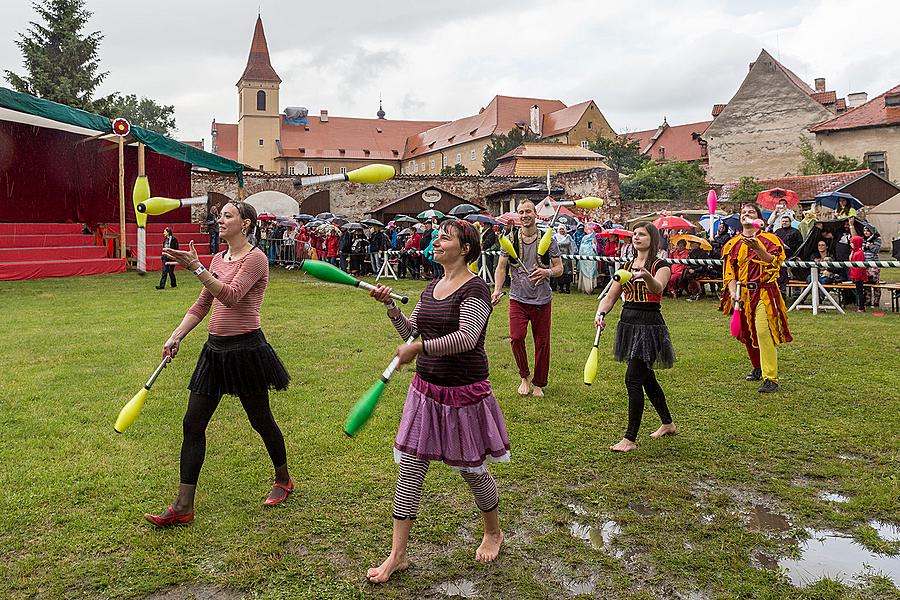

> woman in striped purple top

[{"left": 365, "top": 219, "right": 510, "bottom": 584}]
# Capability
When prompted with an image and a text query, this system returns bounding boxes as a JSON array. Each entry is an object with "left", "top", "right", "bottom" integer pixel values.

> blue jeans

[
  {"left": 371, "top": 252, "right": 383, "bottom": 275},
  {"left": 339, "top": 254, "right": 350, "bottom": 272}
]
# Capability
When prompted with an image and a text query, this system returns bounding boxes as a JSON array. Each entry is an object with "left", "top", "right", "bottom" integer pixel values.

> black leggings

[
  {"left": 624, "top": 358, "right": 672, "bottom": 442},
  {"left": 180, "top": 390, "right": 287, "bottom": 485}
]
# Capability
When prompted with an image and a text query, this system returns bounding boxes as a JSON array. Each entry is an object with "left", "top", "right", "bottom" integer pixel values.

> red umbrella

[
  {"left": 257, "top": 212, "right": 277, "bottom": 221},
  {"left": 598, "top": 228, "right": 633, "bottom": 239},
  {"left": 756, "top": 188, "right": 800, "bottom": 210},
  {"left": 653, "top": 215, "right": 696, "bottom": 230},
  {"left": 497, "top": 212, "right": 521, "bottom": 226}
]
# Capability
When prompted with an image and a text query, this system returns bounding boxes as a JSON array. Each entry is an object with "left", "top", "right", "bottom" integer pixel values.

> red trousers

[{"left": 509, "top": 299, "right": 552, "bottom": 388}]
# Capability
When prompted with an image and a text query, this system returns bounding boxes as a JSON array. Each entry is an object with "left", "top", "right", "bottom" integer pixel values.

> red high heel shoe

[
  {"left": 263, "top": 479, "right": 294, "bottom": 506},
  {"left": 144, "top": 505, "right": 194, "bottom": 527}
]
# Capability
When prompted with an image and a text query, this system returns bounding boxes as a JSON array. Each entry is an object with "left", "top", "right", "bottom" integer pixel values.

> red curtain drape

[{"left": 0, "top": 120, "right": 191, "bottom": 225}]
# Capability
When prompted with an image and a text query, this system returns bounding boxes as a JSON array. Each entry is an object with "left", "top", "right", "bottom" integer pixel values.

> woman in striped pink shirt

[{"left": 145, "top": 202, "right": 293, "bottom": 527}]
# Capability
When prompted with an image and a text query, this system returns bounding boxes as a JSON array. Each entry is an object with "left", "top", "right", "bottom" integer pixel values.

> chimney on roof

[
  {"left": 847, "top": 92, "right": 868, "bottom": 108},
  {"left": 320, "top": 109, "right": 328, "bottom": 122},
  {"left": 814, "top": 78, "right": 826, "bottom": 92},
  {"left": 529, "top": 104, "right": 542, "bottom": 137}
]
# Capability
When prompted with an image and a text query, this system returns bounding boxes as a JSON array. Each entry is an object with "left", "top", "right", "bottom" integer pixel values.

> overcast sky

[{"left": 2, "top": 0, "right": 899, "bottom": 146}]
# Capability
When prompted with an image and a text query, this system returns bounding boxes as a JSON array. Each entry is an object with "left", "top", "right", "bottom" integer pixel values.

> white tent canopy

[{"left": 867, "top": 193, "right": 900, "bottom": 244}]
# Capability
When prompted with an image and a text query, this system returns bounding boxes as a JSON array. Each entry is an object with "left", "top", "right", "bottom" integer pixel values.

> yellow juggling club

[
  {"left": 299, "top": 163, "right": 395, "bottom": 187},
  {"left": 114, "top": 358, "right": 168, "bottom": 433},
  {"left": 499, "top": 234, "right": 527, "bottom": 274},
  {"left": 583, "top": 326, "right": 603, "bottom": 385},
  {"left": 550, "top": 196, "right": 605, "bottom": 210},
  {"left": 613, "top": 269, "right": 633, "bottom": 284},
  {"left": 132, "top": 176, "right": 151, "bottom": 274},
  {"left": 137, "top": 196, "right": 208, "bottom": 216}
]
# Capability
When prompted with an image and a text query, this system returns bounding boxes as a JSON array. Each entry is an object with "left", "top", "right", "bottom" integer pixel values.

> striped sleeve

[
  {"left": 389, "top": 302, "right": 419, "bottom": 340},
  {"left": 211, "top": 250, "right": 268, "bottom": 308},
  {"left": 422, "top": 297, "right": 491, "bottom": 357},
  {"left": 186, "top": 254, "right": 219, "bottom": 320}
]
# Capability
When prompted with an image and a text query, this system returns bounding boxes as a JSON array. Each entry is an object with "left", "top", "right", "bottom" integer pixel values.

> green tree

[
  {"left": 440, "top": 163, "right": 468, "bottom": 176},
  {"left": 94, "top": 93, "right": 176, "bottom": 136},
  {"left": 621, "top": 161, "right": 707, "bottom": 201},
  {"left": 4, "top": 0, "right": 107, "bottom": 111},
  {"left": 798, "top": 137, "right": 864, "bottom": 175},
  {"left": 730, "top": 176, "right": 765, "bottom": 203},
  {"left": 588, "top": 133, "right": 648, "bottom": 175},
  {"left": 480, "top": 127, "right": 541, "bottom": 175}
]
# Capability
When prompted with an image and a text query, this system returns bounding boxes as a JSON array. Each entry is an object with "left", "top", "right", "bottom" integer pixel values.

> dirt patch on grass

[{"left": 141, "top": 583, "right": 245, "bottom": 599}]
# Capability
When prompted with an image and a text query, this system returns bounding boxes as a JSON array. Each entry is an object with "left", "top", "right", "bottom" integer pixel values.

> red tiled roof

[
  {"left": 404, "top": 95, "right": 566, "bottom": 158},
  {"left": 489, "top": 160, "right": 517, "bottom": 177},
  {"left": 211, "top": 122, "right": 238, "bottom": 161},
  {"left": 625, "top": 120, "right": 711, "bottom": 162},
  {"left": 541, "top": 101, "right": 592, "bottom": 137},
  {"left": 238, "top": 16, "right": 281, "bottom": 84},
  {"left": 836, "top": 98, "right": 846, "bottom": 111},
  {"left": 810, "top": 91, "right": 837, "bottom": 105},
  {"left": 720, "top": 170, "right": 870, "bottom": 201},
  {"left": 811, "top": 84, "right": 900, "bottom": 133},
  {"left": 496, "top": 143, "right": 605, "bottom": 161}
]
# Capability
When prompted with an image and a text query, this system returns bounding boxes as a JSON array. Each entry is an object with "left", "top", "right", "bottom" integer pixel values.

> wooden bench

[{"left": 786, "top": 280, "right": 897, "bottom": 311}]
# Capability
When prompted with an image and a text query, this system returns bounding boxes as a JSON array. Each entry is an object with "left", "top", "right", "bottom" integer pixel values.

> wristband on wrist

[
  {"left": 193, "top": 264, "right": 207, "bottom": 276},
  {"left": 386, "top": 300, "right": 398, "bottom": 312}
]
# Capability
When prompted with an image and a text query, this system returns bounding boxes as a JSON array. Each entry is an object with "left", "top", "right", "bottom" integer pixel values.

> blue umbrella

[
  {"left": 700, "top": 214, "right": 741, "bottom": 235},
  {"left": 815, "top": 191, "right": 864, "bottom": 210}
]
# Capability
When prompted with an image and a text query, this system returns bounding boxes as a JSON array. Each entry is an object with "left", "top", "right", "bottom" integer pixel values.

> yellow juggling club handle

[
  {"left": 114, "top": 358, "right": 168, "bottom": 433},
  {"left": 299, "top": 164, "right": 395, "bottom": 187},
  {"left": 583, "top": 326, "right": 603, "bottom": 386}
]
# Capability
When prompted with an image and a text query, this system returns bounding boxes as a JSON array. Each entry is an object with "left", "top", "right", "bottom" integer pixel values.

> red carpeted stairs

[{"left": 0, "top": 222, "right": 214, "bottom": 281}]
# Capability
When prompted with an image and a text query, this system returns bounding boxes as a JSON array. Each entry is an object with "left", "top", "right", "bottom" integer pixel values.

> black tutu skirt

[
  {"left": 613, "top": 307, "right": 676, "bottom": 369},
  {"left": 188, "top": 329, "right": 290, "bottom": 396}
]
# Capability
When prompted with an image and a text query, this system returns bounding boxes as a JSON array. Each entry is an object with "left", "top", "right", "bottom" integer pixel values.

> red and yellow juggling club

[
  {"left": 299, "top": 164, "right": 395, "bottom": 187},
  {"left": 114, "top": 358, "right": 168, "bottom": 433},
  {"left": 136, "top": 196, "right": 209, "bottom": 216},
  {"left": 583, "top": 326, "right": 603, "bottom": 385},
  {"left": 300, "top": 259, "right": 408, "bottom": 304},
  {"left": 344, "top": 334, "right": 417, "bottom": 436}
]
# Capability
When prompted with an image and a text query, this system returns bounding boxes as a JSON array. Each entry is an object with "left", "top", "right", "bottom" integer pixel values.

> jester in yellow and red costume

[{"left": 719, "top": 219, "right": 792, "bottom": 392}]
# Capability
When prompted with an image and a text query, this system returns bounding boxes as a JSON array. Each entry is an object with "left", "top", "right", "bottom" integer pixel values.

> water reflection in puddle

[
  {"left": 820, "top": 492, "right": 850, "bottom": 504},
  {"left": 870, "top": 520, "right": 900, "bottom": 543},
  {"left": 570, "top": 520, "right": 620, "bottom": 550},
  {"left": 767, "top": 529, "right": 900, "bottom": 587},
  {"left": 561, "top": 575, "right": 596, "bottom": 596},
  {"left": 747, "top": 505, "right": 790, "bottom": 532},
  {"left": 434, "top": 579, "right": 479, "bottom": 598}
]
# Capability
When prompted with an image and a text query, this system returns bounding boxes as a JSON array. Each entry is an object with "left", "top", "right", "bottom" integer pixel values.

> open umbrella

[
  {"left": 361, "top": 218, "right": 385, "bottom": 228},
  {"left": 497, "top": 212, "right": 521, "bottom": 226},
  {"left": 556, "top": 214, "right": 581, "bottom": 228},
  {"left": 393, "top": 214, "right": 420, "bottom": 224},
  {"left": 341, "top": 222, "right": 364, "bottom": 231},
  {"left": 653, "top": 215, "right": 696, "bottom": 230},
  {"left": 756, "top": 188, "right": 800, "bottom": 210},
  {"left": 466, "top": 214, "right": 502, "bottom": 226},
  {"left": 328, "top": 216, "right": 349, "bottom": 226},
  {"left": 670, "top": 233, "right": 712, "bottom": 250},
  {"left": 315, "top": 212, "right": 334, "bottom": 220},
  {"left": 257, "top": 212, "right": 277, "bottom": 221},
  {"left": 814, "top": 191, "right": 864, "bottom": 211},
  {"left": 598, "top": 228, "right": 633, "bottom": 239},
  {"left": 295, "top": 213, "right": 315, "bottom": 221},
  {"left": 448, "top": 203, "right": 481, "bottom": 217},
  {"left": 282, "top": 219, "right": 300, "bottom": 229},
  {"left": 399, "top": 227, "right": 413, "bottom": 235},
  {"left": 417, "top": 209, "right": 446, "bottom": 220}
]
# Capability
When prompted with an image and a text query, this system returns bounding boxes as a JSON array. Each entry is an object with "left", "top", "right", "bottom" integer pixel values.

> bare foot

[
  {"left": 475, "top": 531, "right": 504, "bottom": 562},
  {"left": 517, "top": 378, "right": 531, "bottom": 396},
  {"left": 531, "top": 386, "right": 544, "bottom": 397},
  {"left": 650, "top": 424, "right": 677, "bottom": 439},
  {"left": 366, "top": 553, "right": 409, "bottom": 584},
  {"left": 610, "top": 438, "right": 637, "bottom": 452}
]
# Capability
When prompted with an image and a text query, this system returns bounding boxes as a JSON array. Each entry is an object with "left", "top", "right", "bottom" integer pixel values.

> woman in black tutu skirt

[
  {"left": 594, "top": 222, "right": 676, "bottom": 452},
  {"left": 145, "top": 201, "right": 293, "bottom": 527}
]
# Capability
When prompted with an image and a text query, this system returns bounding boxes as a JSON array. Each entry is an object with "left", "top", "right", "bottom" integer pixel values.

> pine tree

[{"left": 5, "top": 0, "right": 108, "bottom": 111}]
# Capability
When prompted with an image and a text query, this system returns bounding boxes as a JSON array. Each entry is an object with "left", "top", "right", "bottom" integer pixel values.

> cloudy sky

[{"left": 2, "top": 0, "right": 899, "bottom": 145}]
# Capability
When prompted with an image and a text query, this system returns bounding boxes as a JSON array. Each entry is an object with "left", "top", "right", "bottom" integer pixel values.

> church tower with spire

[{"left": 237, "top": 16, "right": 281, "bottom": 172}]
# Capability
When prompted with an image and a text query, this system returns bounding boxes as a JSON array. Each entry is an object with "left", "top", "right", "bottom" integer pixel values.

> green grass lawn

[{"left": 1, "top": 271, "right": 898, "bottom": 600}]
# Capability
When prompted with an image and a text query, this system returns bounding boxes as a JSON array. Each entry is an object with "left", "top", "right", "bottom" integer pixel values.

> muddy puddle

[
  {"left": 560, "top": 575, "right": 596, "bottom": 596},
  {"left": 870, "top": 520, "right": 900, "bottom": 543},
  {"left": 746, "top": 505, "right": 790, "bottom": 532},
  {"left": 434, "top": 579, "right": 479, "bottom": 598},
  {"left": 628, "top": 501, "right": 656, "bottom": 516},
  {"left": 760, "top": 529, "right": 900, "bottom": 587}
]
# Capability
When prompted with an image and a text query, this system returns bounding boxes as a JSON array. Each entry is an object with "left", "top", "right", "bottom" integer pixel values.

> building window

[
  {"left": 307, "top": 166, "right": 314, "bottom": 175},
  {"left": 288, "top": 165, "right": 295, "bottom": 175},
  {"left": 323, "top": 167, "right": 331, "bottom": 175},
  {"left": 256, "top": 90, "right": 266, "bottom": 111},
  {"left": 456, "top": 153, "right": 461, "bottom": 165},
  {"left": 430, "top": 159, "right": 435, "bottom": 170},
  {"left": 581, "top": 140, "right": 589, "bottom": 149},
  {"left": 258, "top": 139, "right": 264, "bottom": 146},
  {"left": 421, "top": 161, "right": 425, "bottom": 172},
  {"left": 340, "top": 167, "right": 347, "bottom": 175},
  {"left": 587, "top": 121, "right": 593, "bottom": 129},
  {"left": 470, "top": 150, "right": 475, "bottom": 161},
  {"left": 865, "top": 152, "right": 888, "bottom": 178},
  {"left": 259, "top": 164, "right": 264, "bottom": 171},
  {"left": 443, "top": 156, "right": 448, "bottom": 167}
]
